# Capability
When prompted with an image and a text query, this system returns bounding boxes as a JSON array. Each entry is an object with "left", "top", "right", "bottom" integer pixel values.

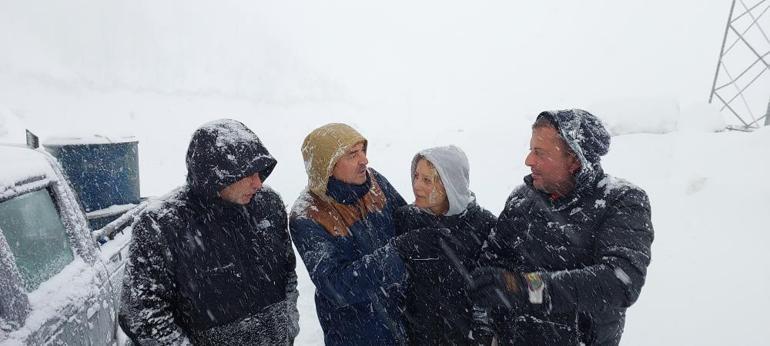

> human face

[
  {"left": 331, "top": 142, "right": 369, "bottom": 185},
  {"left": 219, "top": 173, "right": 263, "bottom": 205},
  {"left": 524, "top": 126, "right": 581, "bottom": 197},
  {"left": 413, "top": 159, "right": 449, "bottom": 215}
]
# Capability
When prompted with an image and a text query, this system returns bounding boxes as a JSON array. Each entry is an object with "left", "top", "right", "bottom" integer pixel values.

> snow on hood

[
  {"left": 185, "top": 119, "right": 277, "bottom": 198},
  {"left": 411, "top": 145, "right": 473, "bottom": 216},
  {"left": 537, "top": 109, "right": 611, "bottom": 174}
]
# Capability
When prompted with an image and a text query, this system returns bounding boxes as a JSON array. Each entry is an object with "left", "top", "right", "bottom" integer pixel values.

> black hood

[
  {"left": 528, "top": 109, "right": 611, "bottom": 207},
  {"left": 185, "top": 119, "right": 277, "bottom": 198},
  {"left": 536, "top": 109, "right": 610, "bottom": 169}
]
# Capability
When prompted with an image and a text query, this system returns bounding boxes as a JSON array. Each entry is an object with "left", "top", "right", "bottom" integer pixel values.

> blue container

[{"left": 43, "top": 138, "right": 140, "bottom": 220}]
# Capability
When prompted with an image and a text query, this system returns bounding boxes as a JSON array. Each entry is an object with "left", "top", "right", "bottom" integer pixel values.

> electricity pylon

[{"left": 709, "top": 0, "right": 770, "bottom": 129}]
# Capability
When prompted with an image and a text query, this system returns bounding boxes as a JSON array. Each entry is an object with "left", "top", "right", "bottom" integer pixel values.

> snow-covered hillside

[{"left": 2, "top": 1, "right": 769, "bottom": 345}]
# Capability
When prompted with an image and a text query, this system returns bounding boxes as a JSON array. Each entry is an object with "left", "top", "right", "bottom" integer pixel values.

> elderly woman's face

[{"left": 413, "top": 159, "right": 449, "bottom": 215}]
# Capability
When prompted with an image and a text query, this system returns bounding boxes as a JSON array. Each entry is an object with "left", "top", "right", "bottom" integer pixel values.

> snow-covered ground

[{"left": 2, "top": 1, "right": 769, "bottom": 344}]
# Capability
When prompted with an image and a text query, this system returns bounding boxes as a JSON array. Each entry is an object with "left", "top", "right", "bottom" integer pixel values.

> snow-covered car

[{"left": 0, "top": 145, "right": 141, "bottom": 345}]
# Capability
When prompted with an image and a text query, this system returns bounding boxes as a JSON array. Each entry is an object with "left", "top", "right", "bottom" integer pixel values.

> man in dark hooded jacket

[
  {"left": 471, "top": 109, "right": 654, "bottom": 345},
  {"left": 119, "top": 119, "right": 299, "bottom": 345}
]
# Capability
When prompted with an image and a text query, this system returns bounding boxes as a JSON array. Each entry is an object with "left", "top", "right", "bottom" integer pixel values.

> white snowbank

[
  {"left": 610, "top": 127, "right": 770, "bottom": 345},
  {"left": 678, "top": 101, "right": 730, "bottom": 132},
  {"left": 590, "top": 98, "right": 727, "bottom": 135}
]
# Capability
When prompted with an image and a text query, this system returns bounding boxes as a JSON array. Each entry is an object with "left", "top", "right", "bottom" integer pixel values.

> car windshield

[{"left": 0, "top": 188, "right": 74, "bottom": 292}]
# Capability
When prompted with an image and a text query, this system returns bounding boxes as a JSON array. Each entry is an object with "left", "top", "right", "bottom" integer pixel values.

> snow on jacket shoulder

[
  {"left": 486, "top": 172, "right": 653, "bottom": 345},
  {"left": 290, "top": 168, "right": 407, "bottom": 346},
  {"left": 119, "top": 119, "right": 299, "bottom": 345}
]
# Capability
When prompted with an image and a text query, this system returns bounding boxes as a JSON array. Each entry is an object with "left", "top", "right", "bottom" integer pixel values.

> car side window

[{"left": 0, "top": 188, "right": 74, "bottom": 292}]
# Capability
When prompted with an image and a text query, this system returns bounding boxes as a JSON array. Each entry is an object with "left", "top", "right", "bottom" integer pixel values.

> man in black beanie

[
  {"left": 471, "top": 109, "right": 654, "bottom": 345},
  {"left": 119, "top": 119, "right": 299, "bottom": 345}
]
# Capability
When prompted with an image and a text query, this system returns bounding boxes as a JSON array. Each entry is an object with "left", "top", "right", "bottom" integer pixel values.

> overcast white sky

[{"left": 0, "top": 1, "right": 737, "bottom": 120}]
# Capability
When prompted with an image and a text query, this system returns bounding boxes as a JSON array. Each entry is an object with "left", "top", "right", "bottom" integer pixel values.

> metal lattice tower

[{"left": 709, "top": 0, "right": 770, "bottom": 129}]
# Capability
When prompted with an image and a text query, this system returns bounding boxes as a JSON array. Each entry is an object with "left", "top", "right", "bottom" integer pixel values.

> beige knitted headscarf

[{"left": 301, "top": 123, "right": 368, "bottom": 198}]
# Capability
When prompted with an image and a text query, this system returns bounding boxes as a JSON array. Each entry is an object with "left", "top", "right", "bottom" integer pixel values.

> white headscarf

[{"left": 411, "top": 145, "right": 474, "bottom": 216}]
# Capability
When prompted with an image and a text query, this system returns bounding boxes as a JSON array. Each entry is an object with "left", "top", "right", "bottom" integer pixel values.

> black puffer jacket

[
  {"left": 482, "top": 110, "right": 654, "bottom": 346},
  {"left": 395, "top": 201, "right": 496, "bottom": 345},
  {"left": 119, "top": 119, "right": 299, "bottom": 345}
]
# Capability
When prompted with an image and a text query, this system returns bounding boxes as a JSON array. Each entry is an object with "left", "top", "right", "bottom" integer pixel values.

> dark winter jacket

[
  {"left": 119, "top": 119, "right": 299, "bottom": 345},
  {"left": 482, "top": 110, "right": 654, "bottom": 345},
  {"left": 392, "top": 145, "right": 496, "bottom": 345},
  {"left": 290, "top": 169, "right": 408, "bottom": 346},
  {"left": 394, "top": 201, "right": 496, "bottom": 345}
]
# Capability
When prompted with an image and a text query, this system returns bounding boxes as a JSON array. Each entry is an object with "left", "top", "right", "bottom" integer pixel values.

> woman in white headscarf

[{"left": 394, "top": 145, "right": 497, "bottom": 345}]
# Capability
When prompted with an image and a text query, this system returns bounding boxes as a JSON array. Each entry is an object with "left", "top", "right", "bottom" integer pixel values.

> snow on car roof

[
  {"left": 43, "top": 134, "right": 137, "bottom": 145},
  {"left": 0, "top": 145, "right": 56, "bottom": 189}
]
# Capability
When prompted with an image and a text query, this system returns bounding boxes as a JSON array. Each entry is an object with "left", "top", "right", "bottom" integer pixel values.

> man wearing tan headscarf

[{"left": 289, "top": 123, "right": 409, "bottom": 345}]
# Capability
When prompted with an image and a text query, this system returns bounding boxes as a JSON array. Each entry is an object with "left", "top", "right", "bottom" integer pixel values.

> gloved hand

[
  {"left": 469, "top": 325, "right": 495, "bottom": 346},
  {"left": 469, "top": 304, "right": 496, "bottom": 346},
  {"left": 392, "top": 228, "right": 446, "bottom": 260},
  {"left": 470, "top": 267, "right": 530, "bottom": 311}
]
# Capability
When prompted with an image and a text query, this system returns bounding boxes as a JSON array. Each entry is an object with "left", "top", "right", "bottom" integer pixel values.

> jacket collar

[
  {"left": 188, "top": 187, "right": 252, "bottom": 211},
  {"left": 524, "top": 165, "right": 604, "bottom": 210},
  {"left": 410, "top": 198, "right": 480, "bottom": 227},
  {"left": 326, "top": 172, "right": 372, "bottom": 205}
]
